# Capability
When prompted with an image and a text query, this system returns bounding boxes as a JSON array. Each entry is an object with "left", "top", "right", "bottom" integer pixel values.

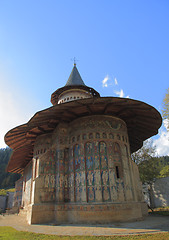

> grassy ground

[
  {"left": 0, "top": 188, "right": 15, "bottom": 196},
  {"left": 149, "top": 206, "right": 169, "bottom": 216},
  {"left": 0, "top": 227, "right": 169, "bottom": 240}
]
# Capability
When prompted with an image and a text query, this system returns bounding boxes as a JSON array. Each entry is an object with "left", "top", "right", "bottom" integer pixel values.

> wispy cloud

[
  {"left": 102, "top": 75, "right": 118, "bottom": 88},
  {"left": 102, "top": 75, "right": 109, "bottom": 87},
  {"left": 153, "top": 119, "right": 169, "bottom": 156},
  {"left": 102, "top": 74, "right": 129, "bottom": 98},
  {"left": 114, "top": 89, "right": 124, "bottom": 97},
  {"left": 114, "top": 77, "right": 118, "bottom": 85},
  {"left": 114, "top": 89, "right": 130, "bottom": 98}
]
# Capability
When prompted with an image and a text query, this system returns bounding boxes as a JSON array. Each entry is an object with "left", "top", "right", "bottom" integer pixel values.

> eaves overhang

[{"left": 5, "top": 97, "right": 162, "bottom": 173}]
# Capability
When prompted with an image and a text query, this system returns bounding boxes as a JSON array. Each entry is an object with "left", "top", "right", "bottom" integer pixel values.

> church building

[{"left": 5, "top": 64, "right": 162, "bottom": 224}]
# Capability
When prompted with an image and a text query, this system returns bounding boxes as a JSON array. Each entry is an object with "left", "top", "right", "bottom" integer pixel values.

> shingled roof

[
  {"left": 65, "top": 64, "right": 85, "bottom": 86},
  {"left": 51, "top": 65, "right": 100, "bottom": 105}
]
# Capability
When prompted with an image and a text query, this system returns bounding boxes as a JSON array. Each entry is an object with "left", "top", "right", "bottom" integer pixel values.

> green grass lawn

[
  {"left": 0, "top": 188, "right": 15, "bottom": 196},
  {"left": 149, "top": 206, "right": 169, "bottom": 216},
  {"left": 0, "top": 227, "right": 169, "bottom": 240}
]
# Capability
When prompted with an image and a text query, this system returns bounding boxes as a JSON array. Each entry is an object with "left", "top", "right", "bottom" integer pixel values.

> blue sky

[{"left": 0, "top": 1, "right": 169, "bottom": 155}]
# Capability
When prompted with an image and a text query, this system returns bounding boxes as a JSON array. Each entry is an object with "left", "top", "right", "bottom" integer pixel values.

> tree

[
  {"left": 162, "top": 88, "right": 169, "bottom": 131},
  {"left": 131, "top": 139, "right": 156, "bottom": 165},
  {"left": 138, "top": 158, "right": 161, "bottom": 184},
  {"left": 159, "top": 165, "right": 169, "bottom": 178},
  {"left": 0, "top": 147, "right": 21, "bottom": 189}
]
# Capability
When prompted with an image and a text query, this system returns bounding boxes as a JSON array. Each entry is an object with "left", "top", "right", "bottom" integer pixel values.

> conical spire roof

[
  {"left": 65, "top": 64, "right": 85, "bottom": 86},
  {"left": 51, "top": 64, "right": 100, "bottom": 105}
]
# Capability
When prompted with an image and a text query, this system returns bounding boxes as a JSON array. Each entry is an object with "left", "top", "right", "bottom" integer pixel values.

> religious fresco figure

[
  {"left": 99, "top": 142, "right": 108, "bottom": 169},
  {"left": 94, "top": 170, "right": 101, "bottom": 185},
  {"left": 76, "top": 187, "right": 81, "bottom": 202},
  {"left": 75, "top": 172, "right": 81, "bottom": 187},
  {"left": 81, "top": 171, "right": 86, "bottom": 186},
  {"left": 69, "top": 173, "right": 74, "bottom": 187},
  {"left": 74, "top": 144, "right": 81, "bottom": 170},
  {"left": 87, "top": 171, "right": 94, "bottom": 186},
  {"left": 85, "top": 142, "right": 94, "bottom": 170},
  {"left": 88, "top": 187, "right": 95, "bottom": 202},
  {"left": 44, "top": 175, "right": 50, "bottom": 188},
  {"left": 93, "top": 142, "right": 100, "bottom": 169},
  {"left": 80, "top": 156, "right": 85, "bottom": 170},
  {"left": 101, "top": 170, "right": 109, "bottom": 186},
  {"left": 95, "top": 186, "right": 102, "bottom": 202},
  {"left": 103, "top": 186, "right": 111, "bottom": 201},
  {"left": 113, "top": 143, "right": 122, "bottom": 163},
  {"left": 81, "top": 186, "right": 86, "bottom": 202}
]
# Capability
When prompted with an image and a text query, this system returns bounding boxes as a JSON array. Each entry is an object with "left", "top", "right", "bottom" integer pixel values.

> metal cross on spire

[{"left": 71, "top": 57, "right": 78, "bottom": 66}]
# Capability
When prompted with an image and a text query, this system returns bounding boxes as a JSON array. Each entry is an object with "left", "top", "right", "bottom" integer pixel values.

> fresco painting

[
  {"left": 85, "top": 142, "right": 94, "bottom": 170},
  {"left": 75, "top": 172, "right": 81, "bottom": 187},
  {"left": 39, "top": 133, "right": 129, "bottom": 205},
  {"left": 69, "top": 147, "right": 74, "bottom": 172},
  {"left": 102, "top": 186, "right": 111, "bottom": 201},
  {"left": 99, "top": 142, "right": 108, "bottom": 170},
  {"left": 93, "top": 142, "right": 100, "bottom": 169},
  {"left": 74, "top": 144, "right": 81, "bottom": 170},
  {"left": 88, "top": 187, "right": 95, "bottom": 202},
  {"left": 108, "top": 143, "right": 114, "bottom": 168},
  {"left": 87, "top": 171, "right": 94, "bottom": 186},
  {"left": 113, "top": 143, "right": 121, "bottom": 163},
  {"left": 95, "top": 186, "right": 102, "bottom": 202},
  {"left": 109, "top": 169, "right": 116, "bottom": 186},
  {"left": 81, "top": 186, "right": 86, "bottom": 202},
  {"left": 101, "top": 170, "right": 109, "bottom": 185},
  {"left": 94, "top": 170, "right": 101, "bottom": 185}
]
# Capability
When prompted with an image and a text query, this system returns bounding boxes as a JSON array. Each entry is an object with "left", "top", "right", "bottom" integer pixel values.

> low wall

[
  {"left": 0, "top": 195, "right": 7, "bottom": 212},
  {"left": 143, "top": 177, "right": 169, "bottom": 208}
]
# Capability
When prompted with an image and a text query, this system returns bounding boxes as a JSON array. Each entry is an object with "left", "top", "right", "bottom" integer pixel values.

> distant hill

[{"left": 0, "top": 148, "right": 21, "bottom": 189}]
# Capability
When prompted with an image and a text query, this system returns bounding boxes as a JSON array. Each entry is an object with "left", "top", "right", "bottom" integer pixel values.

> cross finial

[{"left": 71, "top": 57, "right": 78, "bottom": 66}]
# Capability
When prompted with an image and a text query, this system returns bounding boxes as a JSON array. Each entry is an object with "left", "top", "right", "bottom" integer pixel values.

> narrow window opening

[{"left": 115, "top": 166, "right": 120, "bottom": 179}]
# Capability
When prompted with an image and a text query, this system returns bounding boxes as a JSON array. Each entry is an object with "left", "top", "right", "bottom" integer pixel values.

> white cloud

[
  {"left": 153, "top": 120, "right": 169, "bottom": 156},
  {"left": 114, "top": 89, "right": 125, "bottom": 97},
  {"left": 102, "top": 75, "right": 109, "bottom": 87},
  {"left": 114, "top": 77, "right": 118, "bottom": 85},
  {"left": 114, "top": 89, "right": 130, "bottom": 98}
]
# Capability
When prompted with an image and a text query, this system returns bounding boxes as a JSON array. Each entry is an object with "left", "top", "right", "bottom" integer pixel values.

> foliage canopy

[
  {"left": 162, "top": 88, "right": 169, "bottom": 130},
  {"left": 0, "top": 148, "right": 21, "bottom": 189}
]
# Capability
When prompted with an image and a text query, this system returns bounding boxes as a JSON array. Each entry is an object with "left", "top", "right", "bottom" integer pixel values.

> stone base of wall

[{"left": 28, "top": 202, "right": 147, "bottom": 224}]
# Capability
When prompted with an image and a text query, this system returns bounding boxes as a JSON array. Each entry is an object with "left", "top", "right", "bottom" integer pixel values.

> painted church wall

[{"left": 30, "top": 115, "right": 143, "bottom": 208}]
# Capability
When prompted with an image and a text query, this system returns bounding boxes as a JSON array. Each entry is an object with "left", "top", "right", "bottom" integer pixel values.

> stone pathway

[{"left": 0, "top": 214, "right": 169, "bottom": 236}]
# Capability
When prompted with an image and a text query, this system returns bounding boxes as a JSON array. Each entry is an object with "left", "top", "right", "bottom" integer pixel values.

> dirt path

[{"left": 0, "top": 214, "right": 169, "bottom": 236}]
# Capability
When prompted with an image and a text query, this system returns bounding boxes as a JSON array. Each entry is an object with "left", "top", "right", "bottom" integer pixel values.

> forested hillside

[{"left": 0, "top": 148, "right": 21, "bottom": 189}]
